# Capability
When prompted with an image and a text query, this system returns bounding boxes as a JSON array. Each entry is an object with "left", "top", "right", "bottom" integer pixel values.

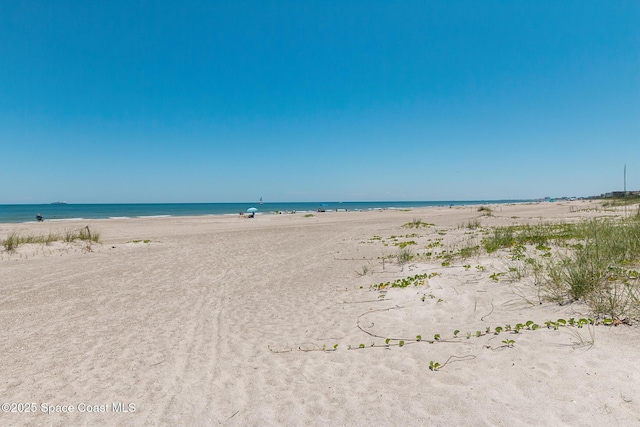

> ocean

[{"left": 0, "top": 200, "right": 531, "bottom": 223}]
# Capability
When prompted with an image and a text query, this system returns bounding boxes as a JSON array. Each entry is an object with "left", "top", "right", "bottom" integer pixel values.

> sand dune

[{"left": 1, "top": 201, "right": 639, "bottom": 426}]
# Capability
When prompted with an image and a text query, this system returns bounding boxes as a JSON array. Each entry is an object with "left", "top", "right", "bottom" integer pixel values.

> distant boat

[
  {"left": 259, "top": 197, "right": 263, "bottom": 205},
  {"left": 51, "top": 201, "right": 67, "bottom": 204}
]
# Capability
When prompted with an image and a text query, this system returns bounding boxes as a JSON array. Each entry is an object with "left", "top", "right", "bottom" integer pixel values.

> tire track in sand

[{"left": 155, "top": 244, "right": 234, "bottom": 425}]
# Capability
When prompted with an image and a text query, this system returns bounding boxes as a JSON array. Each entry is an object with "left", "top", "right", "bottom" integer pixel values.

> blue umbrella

[{"left": 247, "top": 207, "right": 258, "bottom": 213}]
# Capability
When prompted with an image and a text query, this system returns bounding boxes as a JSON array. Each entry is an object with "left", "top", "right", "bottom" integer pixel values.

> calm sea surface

[{"left": 0, "top": 200, "right": 531, "bottom": 223}]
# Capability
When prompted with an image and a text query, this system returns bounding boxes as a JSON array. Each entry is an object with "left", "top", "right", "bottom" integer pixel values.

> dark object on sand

[{"left": 36, "top": 214, "right": 44, "bottom": 222}]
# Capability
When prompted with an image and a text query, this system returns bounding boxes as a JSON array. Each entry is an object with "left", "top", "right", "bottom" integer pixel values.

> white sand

[{"left": 1, "top": 201, "right": 640, "bottom": 426}]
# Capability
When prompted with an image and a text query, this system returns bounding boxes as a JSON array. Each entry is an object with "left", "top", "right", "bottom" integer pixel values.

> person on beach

[{"left": 36, "top": 213, "right": 43, "bottom": 222}]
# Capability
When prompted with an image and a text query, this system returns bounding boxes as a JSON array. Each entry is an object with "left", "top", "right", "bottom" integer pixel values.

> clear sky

[{"left": 1, "top": 1, "right": 638, "bottom": 203}]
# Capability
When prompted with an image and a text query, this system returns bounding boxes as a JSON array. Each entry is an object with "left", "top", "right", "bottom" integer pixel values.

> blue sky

[{"left": 1, "top": 1, "right": 638, "bottom": 203}]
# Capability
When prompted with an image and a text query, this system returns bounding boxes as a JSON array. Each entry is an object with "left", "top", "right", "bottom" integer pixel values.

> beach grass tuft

[
  {"left": 477, "top": 206, "right": 493, "bottom": 216},
  {"left": 397, "top": 246, "right": 414, "bottom": 264},
  {"left": 402, "top": 218, "right": 434, "bottom": 229},
  {"left": 465, "top": 218, "right": 482, "bottom": 229}
]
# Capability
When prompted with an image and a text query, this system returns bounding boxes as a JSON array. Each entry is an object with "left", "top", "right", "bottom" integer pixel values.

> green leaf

[
  {"left": 453, "top": 329, "right": 460, "bottom": 337},
  {"left": 399, "top": 340, "right": 405, "bottom": 347}
]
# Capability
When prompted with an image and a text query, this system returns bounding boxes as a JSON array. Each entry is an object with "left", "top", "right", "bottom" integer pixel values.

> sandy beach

[{"left": 1, "top": 201, "right": 639, "bottom": 426}]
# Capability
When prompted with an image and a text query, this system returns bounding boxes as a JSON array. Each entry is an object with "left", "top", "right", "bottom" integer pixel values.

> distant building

[{"left": 601, "top": 191, "right": 639, "bottom": 198}]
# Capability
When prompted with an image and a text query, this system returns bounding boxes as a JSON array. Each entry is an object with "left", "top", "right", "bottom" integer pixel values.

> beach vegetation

[
  {"left": 403, "top": 218, "right": 434, "bottom": 229},
  {"left": 539, "top": 218, "right": 640, "bottom": 317},
  {"left": 457, "top": 244, "right": 481, "bottom": 260},
  {"left": 489, "top": 272, "right": 504, "bottom": 282},
  {"left": 477, "top": 206, "right": 493, "bottom": 216},
  {"left": 600, "top": 195, "right": 640, "bottom": 208},
  {"left": 426, "top": 239, "right": 443, "bottom": 248},
  {"left": 501, "top": 339, "right": 515, "bottom": 347},
  {"left": 566, "top": 325, "right": 596, "bottom": 348},
  {"left": 397, "top": 246, "right": 414, "bottom": 264},
  {"left": 477, "top": 218, "right": 640, "bottom": 318},
  {"left": 396, "top": 240, "right": 417, "bottom": 248},
  {"left": 2, "top": 226, "right": 100, "bottom": 252},
  {"left": 481, "top": 222, "right": 584, "bottom": 253},
  {"left": 464, "top": 218, "right": 482, "bottom": 229},
  {"left": 356, "top": 264, "right": 371, "bottom": 276},
  {"left": 370, "top": 273, "right": 428, "bottom": 290}
]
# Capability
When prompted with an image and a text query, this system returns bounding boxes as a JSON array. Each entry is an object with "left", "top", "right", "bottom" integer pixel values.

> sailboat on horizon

[{"left": 259, "top": 197, "right": 263, "bottom": 205}]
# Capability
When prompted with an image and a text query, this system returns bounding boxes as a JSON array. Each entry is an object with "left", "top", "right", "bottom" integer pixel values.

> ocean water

[{"left": 0, "top": 200, "right": 531, "bottom": 223}]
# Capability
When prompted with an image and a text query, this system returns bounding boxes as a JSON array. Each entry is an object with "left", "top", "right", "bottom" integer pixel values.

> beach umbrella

[{"left": 247, "top": 207, "right": 258, "bottom": 213}]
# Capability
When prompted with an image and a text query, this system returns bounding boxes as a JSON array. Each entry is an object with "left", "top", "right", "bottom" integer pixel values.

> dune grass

[
  {"left": 465, "top": 218, "right": 482, "bottom": 229},
  {"left": 397, "top": 246, "right": 414, "bottom": 264},
  {"left": 2, "top": 226, "right": 101, "bottom": 252},
  {"left": 402, "top": 218, "right": 434, "bottom": 229},
  {"left": 482, "top": 218, "right": 640, "bottom": 318},
  {"left": 477, "top": 206, "right": 493, "bottom": 216},
  {"left": 600, "top": 195, "right": 640, "bottom": 208}
]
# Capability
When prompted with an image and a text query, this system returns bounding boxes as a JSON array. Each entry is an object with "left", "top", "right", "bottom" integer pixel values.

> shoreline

[
  {"left": 0, "top": 199, "right": 537, "bottom": 224},
  {"left": 0, "top": 199, "right": 543, "bottom": 225}
]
